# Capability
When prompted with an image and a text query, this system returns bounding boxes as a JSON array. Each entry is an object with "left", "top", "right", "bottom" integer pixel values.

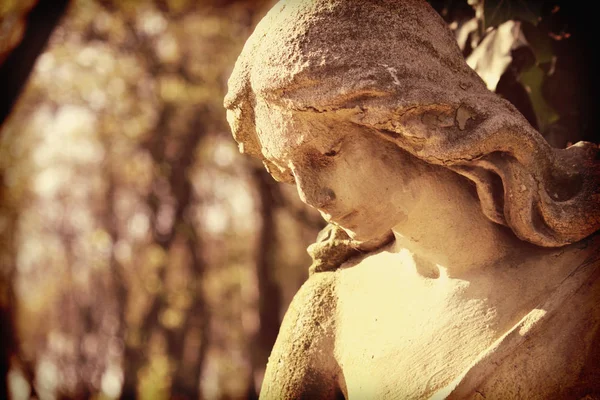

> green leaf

[
  {"left": 521, "top": 22, "right": 554, "bottom": 64},
  {"left": 483, "top": 0, "right": 543, "bottom": 29},
  {"left": 518, "top": 65, "right": 559, "bottom": 131}
]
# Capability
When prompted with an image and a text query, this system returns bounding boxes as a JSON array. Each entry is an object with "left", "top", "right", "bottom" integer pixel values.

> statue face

[{"left": 256, "top": 106, "right": 419, "bottom": 241}]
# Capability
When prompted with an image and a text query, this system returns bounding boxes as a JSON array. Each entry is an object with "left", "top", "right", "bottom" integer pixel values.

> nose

[
  {"left": 299, "top": 185, "right": 337, "bottom": 209},
  {"left": 292, "top": 168, "right": 336, "bottom": 209}
]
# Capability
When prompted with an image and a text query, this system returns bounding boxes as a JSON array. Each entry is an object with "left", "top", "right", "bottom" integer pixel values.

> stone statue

[{"left": 224, "top": 0, "right": 600, "bottom": 398}]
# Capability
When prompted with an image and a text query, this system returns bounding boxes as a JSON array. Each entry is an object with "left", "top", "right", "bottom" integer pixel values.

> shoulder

[
  {"left": 260, "top": 271, "right": 341, "bottom": 399},
  {"left": 279, "top": 271, "right": 338, "bottom": 342},
  {"left": 308, "top": 223, "right": 394, "bottom": 274},
  {"left": 440, "top": 241, "right": 600, "bottom": 399}
]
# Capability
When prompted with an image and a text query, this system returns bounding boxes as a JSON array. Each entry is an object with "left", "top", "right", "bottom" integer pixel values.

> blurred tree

[
  {"left": 1, "top": 0, "right": 323, "bottom": 399},
  {"left": 0, "top": 0, "right": 70, "bottom": 125},
  {"left": 1, "top": 1, "right": 596, "bottom": 400},
  {"left": 1, "top": 2, "right": 69, "bottom": 399}
]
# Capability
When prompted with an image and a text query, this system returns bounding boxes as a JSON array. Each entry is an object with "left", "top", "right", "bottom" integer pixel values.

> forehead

[{"left": 254, "top": 99, "right": 341, "bottom": 161}]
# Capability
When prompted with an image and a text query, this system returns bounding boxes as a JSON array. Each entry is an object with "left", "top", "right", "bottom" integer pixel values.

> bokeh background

[{"left": 0, "top": 1, "right": 597, "bottom": 399}]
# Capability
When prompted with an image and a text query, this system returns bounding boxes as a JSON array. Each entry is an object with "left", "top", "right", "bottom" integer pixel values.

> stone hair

[{"left": 225, "top": 0, "right": 600, "bottom": 247}]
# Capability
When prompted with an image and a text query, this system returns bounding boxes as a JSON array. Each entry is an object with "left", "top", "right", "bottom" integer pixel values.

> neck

[{"left": 390, "top": 168, "right": 544, "bottom": 278}]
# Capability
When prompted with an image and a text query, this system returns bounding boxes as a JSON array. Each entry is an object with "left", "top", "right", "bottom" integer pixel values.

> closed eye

[
  {"left": 323, "top": 139, "right": 343, "bottom": 157},
  {"left": 286, "top": 172, "right": 296, "bottom": 184}
]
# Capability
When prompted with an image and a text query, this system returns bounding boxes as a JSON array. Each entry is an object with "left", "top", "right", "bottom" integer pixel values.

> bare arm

[{"left": 259, "top": 271, "right": 343, "bottom": 400}]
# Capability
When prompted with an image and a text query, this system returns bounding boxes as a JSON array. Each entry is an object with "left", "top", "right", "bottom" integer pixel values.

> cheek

[
  {"left": 355, "top": 150, "right": 415, "bottom": 215},
  {"left": 329, "top": 160, "right": 388, "bottom": 209},
  {"left": 325, "top": 137, "right": 413, "bottom": 208}
]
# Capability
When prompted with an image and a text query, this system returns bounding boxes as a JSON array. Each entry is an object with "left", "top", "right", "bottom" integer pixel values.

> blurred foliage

[
  {"left": 1, "top": 0, "right": 322, "bottom": 399},
  {"left": 1, "top": 1, "right": 597, "bottom": 400},
  {"left": 0, "top": 0, "right": 37, "bottom": 64},
  {"left": 432, "top": 0, "right": 598, "bottom": 147},
  {"left": 482, "top": 0, "right": 543, "bottom": 28}
]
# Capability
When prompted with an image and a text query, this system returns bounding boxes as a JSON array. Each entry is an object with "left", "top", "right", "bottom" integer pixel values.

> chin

[{"left": 342, "top": 225, "right": 389, "bottom": 242}]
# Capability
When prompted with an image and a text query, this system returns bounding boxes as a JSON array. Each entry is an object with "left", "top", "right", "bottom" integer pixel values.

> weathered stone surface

[
  {"left": 307, "top": 224, "right": 393, "bottom": 275},
  {"left": 225, "top": 0, "right": 600, "bottom": 398}
]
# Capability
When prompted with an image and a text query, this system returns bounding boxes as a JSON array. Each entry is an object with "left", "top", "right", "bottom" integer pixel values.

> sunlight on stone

[
  {"left": 436, "top": 264, "right": 450, "bottom": 280},
  {"left": 518, "top": 308, "right": 547, "bottom": 336}
]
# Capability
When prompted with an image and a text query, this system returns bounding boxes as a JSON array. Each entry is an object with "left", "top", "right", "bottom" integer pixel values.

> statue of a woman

[{"left": 224, "top": 0, "right": 600, "bottom": 398}]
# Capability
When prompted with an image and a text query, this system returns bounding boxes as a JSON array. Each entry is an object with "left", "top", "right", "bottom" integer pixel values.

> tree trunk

[
  {"left": 251, "top": 167, "right": 283, "bottom": 393},
  {"left": 0, "top": 0, "right": 70, "bottom": 126}
]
